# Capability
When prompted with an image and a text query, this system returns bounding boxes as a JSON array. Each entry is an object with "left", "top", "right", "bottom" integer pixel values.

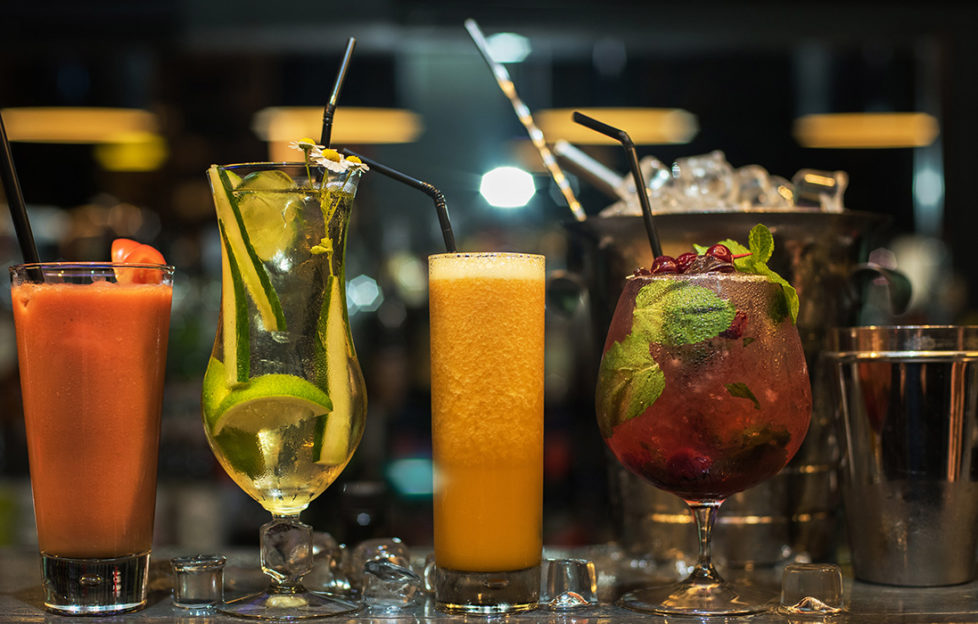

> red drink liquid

[
  {"left": 12, "top": 277, "right": 172, "bottom": 557},
  {"left": 596, "top": 272, "right": 811, "bottom": 502}
]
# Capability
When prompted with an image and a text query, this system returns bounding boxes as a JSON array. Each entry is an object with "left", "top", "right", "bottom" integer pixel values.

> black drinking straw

[
  {"left": 339, "top": 148, "right": 457, "bottom": 253},
  {"left": 572, "top": 111, "right": 663, "bottom": 258},
  {"left": 320, "top": 37, "right": 357, "bottom": 148},
  {"left": 0, "top": 111, "right": 41, "bottom": 265}
]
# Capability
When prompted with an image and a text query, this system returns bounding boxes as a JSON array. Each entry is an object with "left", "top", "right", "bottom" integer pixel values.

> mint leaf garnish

[
  {"left": 632, "top": 280, "right": 736, "bottom": 346},
  {"left": 595, "top": 334, "right": 665, "bottom": 438},
  {"left": 596, "top": 280, "right": 735, "bottom": 436},
  {"left": 725, "top": 382, "right": 760, "bottom": 410},
  {"left": 697, "top": 223, "right": 799, "bottom": 323},
  {"left": 748, "top": 223, "right": 774, "bottom": 264}
]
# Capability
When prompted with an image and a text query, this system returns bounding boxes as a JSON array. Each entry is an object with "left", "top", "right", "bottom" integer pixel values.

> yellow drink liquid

[{"left": 429, "top": 253, "right": 545, "bottom": 573}]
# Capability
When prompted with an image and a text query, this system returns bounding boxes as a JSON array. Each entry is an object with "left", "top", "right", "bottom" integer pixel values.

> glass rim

[
  {"left": 428, "top": 252, "right": 545, "bottom": 260},
  {"left": 826, "top": 325, "right": 978, "bottom": 354},
  {"left": 627, "top": 271, "right": 769, "bottom": 281},
  {"left": 217, "top": 161, "right": 317, "bottom": 170},
  {"left": 10, "top": 261, "right": 175, "bottom": 273}
]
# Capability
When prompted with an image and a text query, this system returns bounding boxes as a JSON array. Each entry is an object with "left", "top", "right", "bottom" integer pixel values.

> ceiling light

[
  {"left": 1, "top": 107, "right": 159, "bottom": 143},
  {"left": 253, "top": 107, "right": 423, "bottom": 160},
  {"left": 536, "top": 107, "right": 698, "bottom": 145},
  {"left": 794, "top": 112, "right": 940, "bottom": 149}
]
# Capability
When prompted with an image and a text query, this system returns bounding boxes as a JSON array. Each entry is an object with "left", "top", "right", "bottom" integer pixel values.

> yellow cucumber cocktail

[{"left": 203, "top": 160, "right": 366, "bottom": 516}]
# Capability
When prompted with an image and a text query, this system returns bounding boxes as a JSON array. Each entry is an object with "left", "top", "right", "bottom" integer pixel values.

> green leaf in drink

[
  {"left": 725, "top": 382, "right": 761, "bottom": 410},
  {"left": 597, "top": 279, "right": 738, "bottom": 436},
  {"left": 632, "top": 280, "right": 737, "bottom": 347},
  {"left": 596, "top": 333, "right": 665, "bottom": 438}
]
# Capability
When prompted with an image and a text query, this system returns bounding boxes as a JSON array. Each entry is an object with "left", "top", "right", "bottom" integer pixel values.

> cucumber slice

[
  {"left": 317, "top": 275, "right": 353, "bottom": 465},
  {"left": 208, "top": 165, "right": 286, "bottom": 332},
  {"left": 219, "top": 222, "right": 250, "bottom": 384}
]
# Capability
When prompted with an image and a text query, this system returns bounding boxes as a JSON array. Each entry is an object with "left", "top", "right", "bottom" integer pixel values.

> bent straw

[
  {"left": 0, "top": 111, "right": 41, "bottom": 265},
  {"left": 320, "top": 37, "right": 357, "bottom": 148},
  {"left": 572, "top": 111, "right": 663, "bottom": 258},
  {"left": 464, "top": 19, "right": 586, "bottom": 222},
  {"left": 338, "top": 148, "right": 457, "bottom": 253}
]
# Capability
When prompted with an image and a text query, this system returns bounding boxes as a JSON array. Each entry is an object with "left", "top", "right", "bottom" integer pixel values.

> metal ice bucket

[{"left": 565, "top": 209, "right": 898, "bottom": 567}]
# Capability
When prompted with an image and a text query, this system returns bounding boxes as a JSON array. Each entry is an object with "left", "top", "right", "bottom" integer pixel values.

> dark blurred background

[{"left": 0, "top": 0, "right": 976, "bottom": 552}]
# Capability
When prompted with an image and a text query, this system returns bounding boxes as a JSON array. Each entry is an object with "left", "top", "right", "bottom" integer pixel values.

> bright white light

[
  {"left": 487, "top": 33, "right": 531, "bottom": 64},
  {"left": 479, "top": 166, "right": 536, "bottom": 209},
  {"left": 347, "top": 274, "right": 383, "bottom": 313}
]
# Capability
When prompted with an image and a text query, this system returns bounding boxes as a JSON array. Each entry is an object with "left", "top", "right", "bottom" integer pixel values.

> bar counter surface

[{"left": 1, "top": 546, "right": 977, "bottom": 623}]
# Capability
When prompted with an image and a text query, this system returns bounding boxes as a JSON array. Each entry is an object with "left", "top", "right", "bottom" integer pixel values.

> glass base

[
  {"left": 219, "top": 589, "right": 360, "bottom": 620},
  {"left": 435, "top": 565, "right": 540, "bottom": 614},
  {"left": 619, "top": 576, "right": 774, "bottom": 616},
  {"left": 41, "top": 551, "right": 149, "bottom": 615}
]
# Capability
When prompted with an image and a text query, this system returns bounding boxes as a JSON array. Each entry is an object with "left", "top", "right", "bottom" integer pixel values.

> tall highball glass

[
  {"left": 10, "top": 262, "right": 173, "bottom": 614},
  {"left": 203, "top": 161, "right": 366, "bottom": 619}
]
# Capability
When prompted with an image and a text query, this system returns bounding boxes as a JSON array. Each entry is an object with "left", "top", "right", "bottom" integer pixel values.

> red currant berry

[
  {"left": 665, "top": 448, "right": 712, "bottom": 481},
  {"left": 676, "top": 252, "right": 698, "bottom": 272},
  {"left": 705, "top": 244, "right": 733, "bottom": 263},
  {"left": 650, "top": 255, "right": 679, "bottom": 274}
]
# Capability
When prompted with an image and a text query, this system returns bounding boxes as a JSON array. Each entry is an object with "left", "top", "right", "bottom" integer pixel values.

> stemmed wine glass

[
  {"left": 595, "top": 244, "right": 812, "bottom": 615},
  {"left": 202, "top": 159, "right": 367, "bottom": 619}
]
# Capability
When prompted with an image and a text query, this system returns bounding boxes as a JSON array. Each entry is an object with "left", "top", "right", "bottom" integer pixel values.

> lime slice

[
  {"left": 235, "top": 170, "right": 300, "bottom": 261},
  {"left": 204, "top": 373, "right": 348, "bottom": 469},
  {"left": 202, "top": 357, "right": 233, "bottom": 420},
  {"left": 206, "top": 374, "right": 332, "bottom": 436},
  {"left": 208, "top": 165, "right": 286, "bottom": 332}
]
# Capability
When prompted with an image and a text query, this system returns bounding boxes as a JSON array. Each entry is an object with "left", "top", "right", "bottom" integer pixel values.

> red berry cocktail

[{"left": 595, "top": 227, "right": 812, "bottom": 615}]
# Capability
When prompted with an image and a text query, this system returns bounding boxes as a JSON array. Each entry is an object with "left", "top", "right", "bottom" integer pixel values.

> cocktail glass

[
  {"left": 595, "top": 268, "right": 811, "bottom": 615},
  {"left": 428, "top": 252, "right": 546, "bottom": 613},
  {"left": 9, "top": 262, "right": 174, "bottom": 615},
  {"left": 203, "top": 161, "right": 366, "bottom": 619}
]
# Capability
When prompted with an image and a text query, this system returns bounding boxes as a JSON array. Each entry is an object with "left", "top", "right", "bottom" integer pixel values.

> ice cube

[
  {"left": 791, "top": 169, "right": 848, "bottom": 212},
  {"left": 614, "top": 155, "right": 672, "bottom": 195},
  {"left": 347, "top": 538, "right": 422, "bottom": 611},
  {"left": 671, "top": 150, "right": 735, "bottom": 210},
  {"left": 305, "top": 532, "right": 352, "bottom": 595}
]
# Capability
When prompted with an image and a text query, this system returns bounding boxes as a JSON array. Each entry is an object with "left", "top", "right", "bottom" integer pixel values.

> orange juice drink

[
  {"left": 428, "top": 252, "right": 545, "bottom": 613},
  {"left": 10, "top": 262, "right": 173, "bottom": 615}
]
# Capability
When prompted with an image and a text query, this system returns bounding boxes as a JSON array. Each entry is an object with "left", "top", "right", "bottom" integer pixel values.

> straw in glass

[
  {"left": 572, "top": 111, "right": 663, "bottom": 258},
  {"left": 320, "top": 37, "right": 357, "bottom": 148},
  {"left": 0, "top": 111, "right": 41, "bottom": 265},
  {"left": 338, "top": 148, "right": 456, "bottom": 253}
]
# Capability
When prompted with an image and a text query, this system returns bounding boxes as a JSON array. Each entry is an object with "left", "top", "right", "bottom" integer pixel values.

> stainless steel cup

[{"left": 825, "top": 326, "right": 978, "bottom": 586}]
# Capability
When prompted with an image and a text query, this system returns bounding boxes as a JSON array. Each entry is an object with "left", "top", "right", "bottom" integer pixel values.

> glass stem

[
  {"left": 260, "top": 514, "right": 314, "bottom": 594},
  {"left": 687, "top": 500, "right": 724, "bottom": 585}
]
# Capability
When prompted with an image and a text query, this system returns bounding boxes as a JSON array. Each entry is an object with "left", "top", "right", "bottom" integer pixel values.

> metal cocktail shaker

[{"left": 825, "top": 326, "right": 978, "bottom": 586}]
